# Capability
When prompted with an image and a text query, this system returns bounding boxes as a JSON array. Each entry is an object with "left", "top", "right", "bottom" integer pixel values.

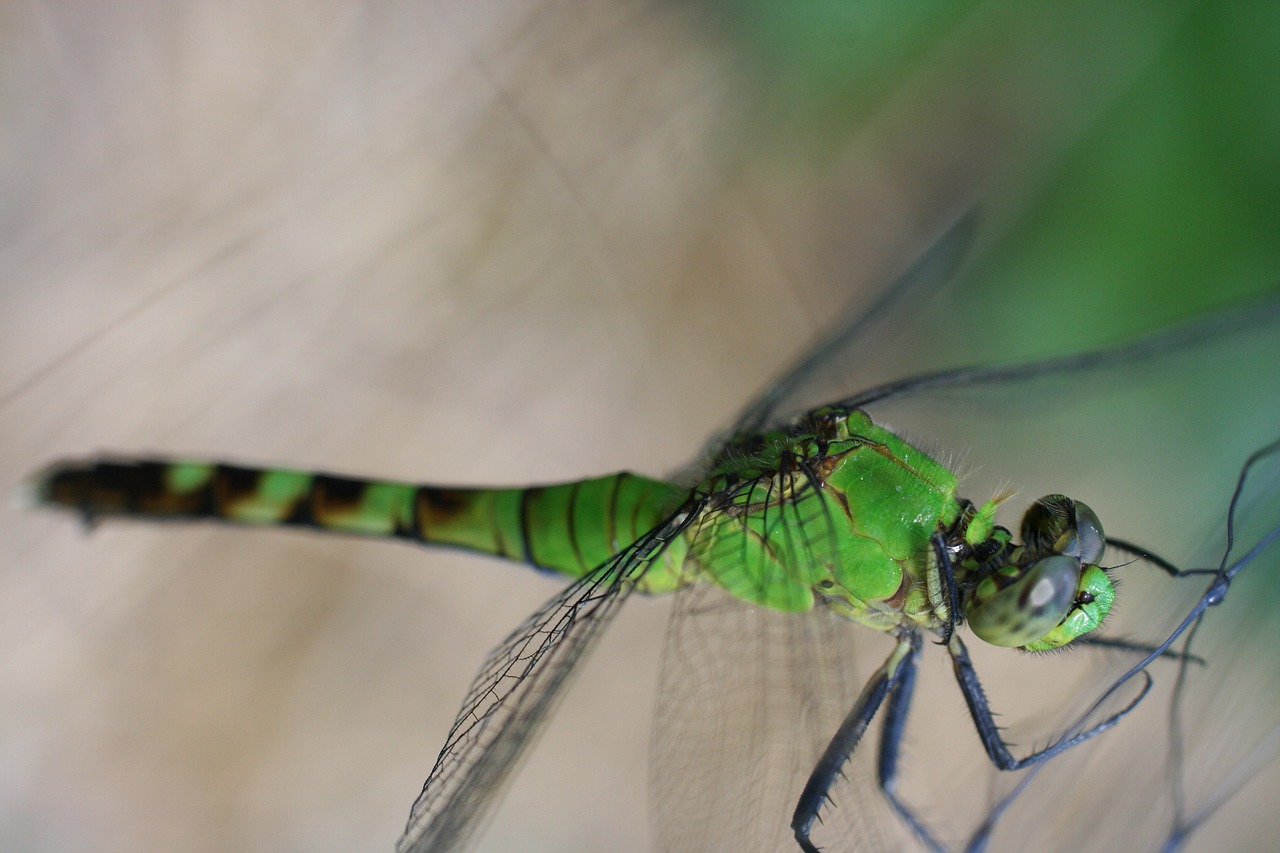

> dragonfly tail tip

[{"left": 10, "top": 473, "right": 48, "bottom": 510}]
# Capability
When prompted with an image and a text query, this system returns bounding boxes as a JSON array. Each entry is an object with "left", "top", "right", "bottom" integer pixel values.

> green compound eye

[
  {"left": 1024, "top": 564, "right": 1115, "bottom": 651},
  {"left": 1062, "top": 500, "right": 1105, "bottom": 565},
  {"left": 968, "top": 554, "right": 1081, "bottom": 648},
  {"left": 1021, "top": 496, "right": 1106, "bottom": 565}
]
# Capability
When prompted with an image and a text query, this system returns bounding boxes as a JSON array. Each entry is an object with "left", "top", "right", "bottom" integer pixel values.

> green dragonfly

[{"left": 22, "top": 219, "right": 1280, "bottom": 852}]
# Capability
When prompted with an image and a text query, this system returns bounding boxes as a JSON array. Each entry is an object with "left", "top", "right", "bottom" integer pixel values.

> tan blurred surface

[
  {"left": 3, "top": 3, "right": 1271, "bottom": 853},
  {"left": 0, "top": 5, "right": 930, "bottom": 852}
]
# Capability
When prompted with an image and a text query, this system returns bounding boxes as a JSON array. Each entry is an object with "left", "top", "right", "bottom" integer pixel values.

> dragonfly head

[{"left": 966, "top": 496, "right": 1115, "bottom": 651}]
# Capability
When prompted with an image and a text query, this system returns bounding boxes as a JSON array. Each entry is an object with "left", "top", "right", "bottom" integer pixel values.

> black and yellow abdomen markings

[{"left": 28, "top": 458, "right": 689, "bottom": 581}]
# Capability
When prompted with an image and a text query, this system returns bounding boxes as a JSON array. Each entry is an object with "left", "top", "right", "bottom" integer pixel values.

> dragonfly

[{"left": 21, "top": 217, "right": 1280, "bottom": 852}]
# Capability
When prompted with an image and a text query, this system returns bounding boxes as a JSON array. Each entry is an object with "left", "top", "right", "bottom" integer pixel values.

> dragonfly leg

[
  {"left": 874, "top": 634, "right": 948, "bottom": 853},
  {"left": 791, "top": 632, "right": 920, "bottom": 853},
  {"left": 1106, "top": 538, "right": 1216, "bottom": 579},
  {"left": 948, "top": 634, "right": 1153, "bottom": 770},
  {"left": 931, "top": 531, "right": 960, "bottom": 645},
  {"left": 1075, "top": 635, "right": 1206, "bottom": 665}
]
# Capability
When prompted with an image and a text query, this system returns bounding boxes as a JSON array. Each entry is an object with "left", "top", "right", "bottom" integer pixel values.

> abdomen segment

[{"left": 23, "top": 458, "right": 689, "bottom": 583}]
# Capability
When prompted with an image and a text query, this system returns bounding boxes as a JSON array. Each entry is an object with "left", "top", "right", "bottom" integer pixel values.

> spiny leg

[
  {"left": 948, "top": 634, "right": 1152, "bottom": 771},
  {"left": 1107, "top": 538, "right": 1217, "bottom": 580},
  {"left": 873, "top": 634, "right": 950, "bottom": 853},
  {"left": 931, "top": 531, "right": 961, "bottom": 645},
  {"left": 1074, "top": 531, "right": 1233, "bottom": 668},
  {"left": 791, "top": 632, "right": 920, "bottom": 853},
  {"left": 1075, "top": 635, "right": 1206, "bottom": 665}
]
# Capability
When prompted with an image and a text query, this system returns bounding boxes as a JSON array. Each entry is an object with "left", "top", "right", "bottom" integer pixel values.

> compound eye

[
  {"left": 1021, "top": 496, "right": 1106, "bottom": 565},
  {"left": 1060, "top": 500, "right": 1105, "bottom": 565},
  {"left": 968, "top": 555, "right": 1080, "bottom": 648}
]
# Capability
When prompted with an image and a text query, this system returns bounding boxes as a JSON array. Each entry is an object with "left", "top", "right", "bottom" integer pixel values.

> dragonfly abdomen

[{"left": 24, "top": 458, "right": 690, "bottom": 585}]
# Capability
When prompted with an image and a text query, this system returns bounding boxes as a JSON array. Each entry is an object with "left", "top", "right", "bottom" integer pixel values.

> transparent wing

[
  {"left": 651, "top": 584, "right": 909, "bottom": 853},
  {"left": 841, "top": 288, "right": 1280, "bottom": 412},
  {"left": 651, "top": 457, "right": 879, "bottom": 849},
  {"left": 397, "top": 506, "right": 697, "bottom": 853},
  {"left": 725, "top": 210, "right": 978, "bottom": 438},
  {"left": 1160, "top": 440, "right": 1280, "bottom": 849},
  {"left": 650, "top": 456, "right": 915, "bottom": 852},
  {"left": 663, "top": 255, "right": 1280, "bottom": 853},
  {"left": 842, "top": 288, "right": 1280, "bottom": 851}
]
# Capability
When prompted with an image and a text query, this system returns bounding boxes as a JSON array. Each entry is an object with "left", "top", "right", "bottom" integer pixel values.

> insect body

[
  {"left": 27, "top": 404, "right": 1119, "bottom": 852},
  {"left": 22, "top": 222, "right": 1280, "bottom": 852}
]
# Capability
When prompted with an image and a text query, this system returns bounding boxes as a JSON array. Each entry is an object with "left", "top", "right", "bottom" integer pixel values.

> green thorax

[{"left": 685, "top": 408, "right": 963, "bottom": 630}]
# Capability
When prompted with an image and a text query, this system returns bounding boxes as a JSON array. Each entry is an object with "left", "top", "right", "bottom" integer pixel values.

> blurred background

[{"left": 1, "top": 1, "right": 1277, "bottom": 852}]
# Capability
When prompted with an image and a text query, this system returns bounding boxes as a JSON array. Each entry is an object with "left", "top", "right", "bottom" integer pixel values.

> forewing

[
  {"left": 726, "top": 210, "right": 977, "bottom": 438},
  {"left": 398, "top": 508, "right": 697, "bottom": 853}
]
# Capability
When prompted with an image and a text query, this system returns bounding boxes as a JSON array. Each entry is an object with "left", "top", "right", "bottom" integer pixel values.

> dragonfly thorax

[
  {"left": 691, "top": 409, "right": 1115, "bottom": 652},
  {"left": 690, "top": 408, "right": 964, "bottom": 622}
]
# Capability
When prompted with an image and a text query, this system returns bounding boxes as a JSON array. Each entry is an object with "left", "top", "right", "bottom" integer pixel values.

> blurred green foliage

[
  {"left": 980, "top": 0, "right": 1280, "bottom": 334},
  {"left": 714, "top": 0, "right": 1279, "bottom": 342}
]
